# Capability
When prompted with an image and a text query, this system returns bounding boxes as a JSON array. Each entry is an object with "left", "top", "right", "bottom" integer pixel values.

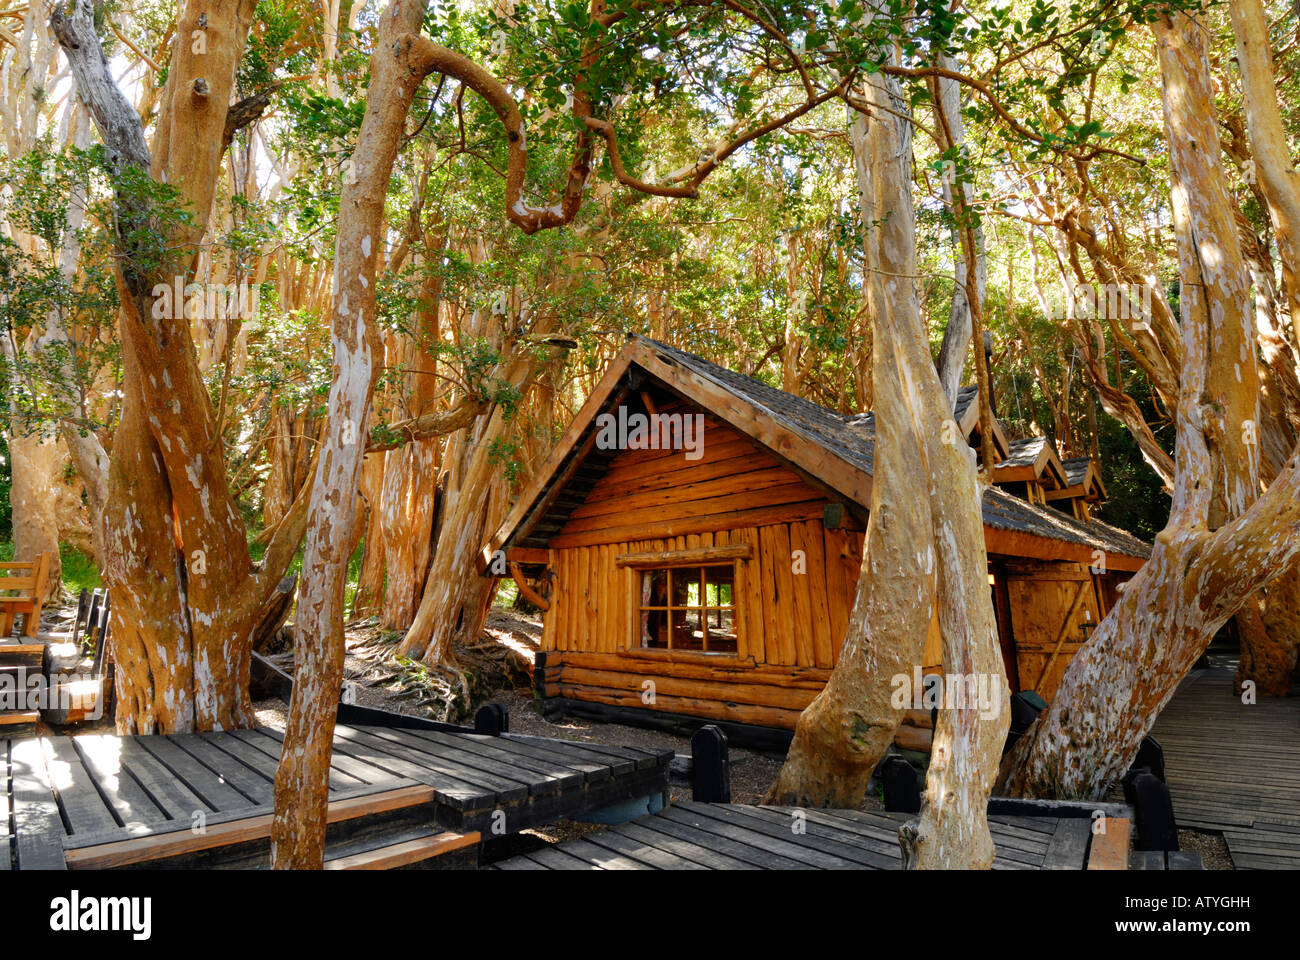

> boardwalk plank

[
  {"left": 1042, "top": 819, "right": 1091, "bottom": 870},
  {"left": 1151, "top": 667, "right": 1300, "bottom": 868},
  {"left": 133, "top": 735, "right": 254, "bottom": 811},
  {"left": 116, "top": 736, "right": 216, "bottom": 818},
  {"left": 167, "top": 734, "right": 274, "bottom": 805},
  {"left": 356, "top": 726, "right": 559, "bottom": 797},
  {"left": 70, "top": 735, "right": 171, "bottom": 831},
  {"left": 336, "top": 725, "right": 527, "bottom": 804},
  {"left": 9, "top": 737, "right": 65, "bottom": 869},
  {"left": 244, "top": 726, "right": 400, "bottom": 789},
  {"left": 40, "top": 736, "right": 119, "bottom": 836}
]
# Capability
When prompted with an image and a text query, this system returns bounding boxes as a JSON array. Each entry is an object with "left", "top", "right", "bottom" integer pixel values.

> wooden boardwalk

[
  {"left": 1151, "top": 666, "right": 1300, "bottom": 870},
  {"left": 2, "top": 724, "right": 671, "bottom": 869},
  {"left": 492, "top": 802, "right": 1091, "bottom": 870}
]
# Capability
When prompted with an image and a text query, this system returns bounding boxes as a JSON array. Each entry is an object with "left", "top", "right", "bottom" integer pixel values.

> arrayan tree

[
  {"left": 1000, "top": 5, "right": 1300, "bottom": 798},
  {"left": 18, "top": 0, "right": 1300, "bottom": 869}
]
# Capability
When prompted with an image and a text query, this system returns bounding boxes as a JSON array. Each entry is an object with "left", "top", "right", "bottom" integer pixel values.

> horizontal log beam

[{"left": 615, "top": 543, "right": 752, "bottom": 567}]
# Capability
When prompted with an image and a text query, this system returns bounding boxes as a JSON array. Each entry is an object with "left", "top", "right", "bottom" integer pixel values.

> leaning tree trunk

[
  {"left": 1000, "top": 11, "right": 1300, "bottom": 798},
  {"left": 1230, "top": 0, "right": 1300, "bottom": 348},
  {"left": 1228, "top": 0, "right": 1300, "bottom": 694},
  {"left": 270, "top": 0, "right": 431, "bottom": 869},
  {"left": 768, "top": 51, "right": 1008, "bottom": 869},
  {"left": 398, "top": 402, "right": 514, "bottom": 666}
]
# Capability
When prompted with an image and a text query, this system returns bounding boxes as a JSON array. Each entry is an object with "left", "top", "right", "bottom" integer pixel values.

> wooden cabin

[{"left": 479, "top": 335, "right": 1150, "bottom": 746}]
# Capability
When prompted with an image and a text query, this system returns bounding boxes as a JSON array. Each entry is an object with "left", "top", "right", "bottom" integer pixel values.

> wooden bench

[{"left": 0, "top": 553, "right": 51, "bottom": 639}]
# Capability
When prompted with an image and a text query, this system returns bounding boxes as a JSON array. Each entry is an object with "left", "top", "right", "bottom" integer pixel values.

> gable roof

[
  {"left": 1060, "top": 456, "right": 1107, "bottom": 500},
  {"left": 481, "top": 334, "right": 1149, "bottom": 571},
  {"left": 994, "top": 435, "right": 1070, "bottom": 489}
]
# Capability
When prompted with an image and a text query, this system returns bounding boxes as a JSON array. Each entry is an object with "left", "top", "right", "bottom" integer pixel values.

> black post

[
  {"left": 881, "top": 755, "right": 922, "bottom": 814},
  {"left": 1125, "top": 770, "right": 1179, "bottom": 851},
  {"left": 1129, "top": 735, "right": 1166, "bottom": 783},
  {"left": 474, "top": 702, "right": 509, "bottom": 735},
  {"left": 691, "top": 724, "right": 731, "bottom": 802}
]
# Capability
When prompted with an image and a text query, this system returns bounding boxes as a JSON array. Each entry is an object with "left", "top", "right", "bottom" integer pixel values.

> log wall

[{"left": 534, "top": 403, "right": 1135, "bottom": 733}]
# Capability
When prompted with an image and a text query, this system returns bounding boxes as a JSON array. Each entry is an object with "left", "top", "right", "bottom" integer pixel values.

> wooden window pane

[{"left": 637, "top": 563, "right": 739, "bottom": 656}]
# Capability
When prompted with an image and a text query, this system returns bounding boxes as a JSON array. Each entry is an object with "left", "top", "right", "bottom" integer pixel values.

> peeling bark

[
  {"left": 768, "top": 44, "right": 1007, "bottom": 869},
  {"left": 1001, "top": 12, "right": 1300, "bottom": 797}
]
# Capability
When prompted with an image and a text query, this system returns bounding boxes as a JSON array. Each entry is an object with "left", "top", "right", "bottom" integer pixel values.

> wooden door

[{"left": 1004, "top": 561, "right": 1103, "bottom": 701}]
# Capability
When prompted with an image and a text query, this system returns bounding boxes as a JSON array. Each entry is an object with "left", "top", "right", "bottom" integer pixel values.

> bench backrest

[{"left": 0, "top": 553, "right": 51, "bottom": 596}]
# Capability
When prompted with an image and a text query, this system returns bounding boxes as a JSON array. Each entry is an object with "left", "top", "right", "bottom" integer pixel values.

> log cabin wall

[{"left": 535, "top": 410, "right": 947, "bottom": 735}]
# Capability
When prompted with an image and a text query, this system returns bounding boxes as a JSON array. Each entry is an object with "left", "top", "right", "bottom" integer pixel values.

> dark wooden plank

[
  {"left": 1043, "top": 818, "right": 1091, "bottom": 870},
  {"left": 133, "top": 734, "right": 256, "bottom": 811},
  {"left": 355, "top": 726, "right": 561, "bottom": 798},
  {"left": 624, "top": 808, "right": 809, "bottom": 869},
  {"left": 1128, "top": 849, "right": 1165, "bottom": 870},
  {"left": 40, "top": 736, "right": 120, "bottom": 836},
  {"left": 59, "top": 780, "right": 419, "bottom": 851},
  {"left": 116, "top": 735, "right": 217, "bottom": 819},
  {"left": 704, "top": 803, "right": 897, "bottom": 869},
  {"left": 207, "top": 729, "right": 355, "bottom": 793},
  {"left": 583, "top": 825, "right": 711, "bottom": 869},
  {"left": 987, "top": 814, "right": 1061, "bottom": 834},
  {"left": 63, "top": 785, "right": 440, "bottom": 868},
  {"left": 499, "top": 732, "right": 662, "bottom": 775},
  {"left": 492, "top": 853, "right": 551, "bottom": 870},
  {"left": 522, "top": 736, "right": 670, "bottom": 773},
  {"left": 548, "top": 835, "right": 653, "bottom": 869},
  {"left": 787, "top": 805, "right": 1051, "bottom": 868},
  {"left": 328, "top": 725, "right": 494, "bottom": 811},
  {"left": 9, "top": 737, "right": 66, "bottom": 869},
  {"left": 1149, "top": 666, "right": 1300, "bottom": 868},
  {"left": 244, "top": 726, "right": 401, "bottom": 789},
  {"left": 336, "top": 724, "right": 528, "bottom": 804},
  {"left": 518, "top": 843, "right": 601, "bottom": 869},
  {"left": 613, "top": 818, "right": 760, "bottom": 870},
  {"left": 166, "top": 734, "right": 274, "bottom": 805},
  {"left": 442, "top": 731, "right": 615, "bottom": 783},
  {"left": 435, "top": 734, "right": 586, "bottom": 791},
  {"left": 69, "top": 734, "right": 171, "bottom": 831},
  {"left": 662, "top": 804, "right": 862, "bottom": 868}
]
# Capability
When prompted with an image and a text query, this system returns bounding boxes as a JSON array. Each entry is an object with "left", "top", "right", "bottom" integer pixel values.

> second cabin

[{"left": 480, "top": 335, "right": 1150, "bottom": 749}]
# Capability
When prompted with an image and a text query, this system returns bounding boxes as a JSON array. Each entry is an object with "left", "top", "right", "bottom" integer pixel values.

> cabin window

[{"left": 638, "top": 564, "right": 738, "bottom": 654}]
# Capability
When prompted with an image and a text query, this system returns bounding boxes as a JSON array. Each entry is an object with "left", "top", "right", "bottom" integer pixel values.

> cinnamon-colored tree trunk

[
  {"left": 269, "top": 0, "right": 431, "bottom": 869},
  {"left": 53, "top": 0, "right": 304, "bottom": 732},
  {"left": 1000, "top": 11, "right": 1300, "bottom": 798}
]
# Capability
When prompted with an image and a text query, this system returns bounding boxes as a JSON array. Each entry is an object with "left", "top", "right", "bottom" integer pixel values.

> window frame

[
  {"left": 616, "top": 544, "right": 751, "bottom": 659},
  {"left": 634, "top": 563, "right": 738, "bottom": 655}
]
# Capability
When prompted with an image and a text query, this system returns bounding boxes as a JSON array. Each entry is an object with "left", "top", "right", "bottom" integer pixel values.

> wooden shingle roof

[{"left": 481, "top": 334, "right": 1150, "bottom": 570}]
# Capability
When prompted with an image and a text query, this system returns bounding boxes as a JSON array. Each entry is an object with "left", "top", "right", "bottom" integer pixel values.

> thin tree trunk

[
  {"left": 1230, "top": 0, "right": 1300, "bottom": 348},
  {"left": 270, "top": 0, "right": 429, "bottom": 868},
  {"left": 933, "top": 55, "right": 986, "bottom": 408},
  {"left": 769, "top": 49, "right": 1007, "bottom": 869}
]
